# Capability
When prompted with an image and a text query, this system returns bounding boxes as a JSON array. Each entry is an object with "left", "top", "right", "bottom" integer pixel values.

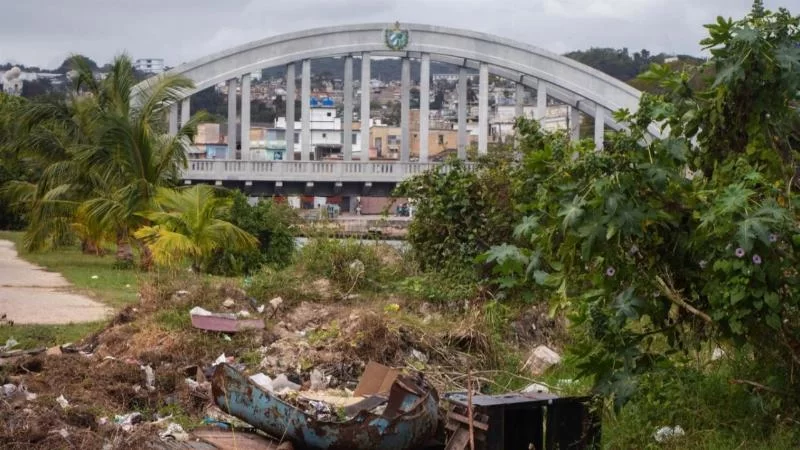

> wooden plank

[
  {"left": 445, "top": 428, "right": 471, "bottom": 450},
  {"left": 447, "top": 411, "right": 489, "bottom": 431}
]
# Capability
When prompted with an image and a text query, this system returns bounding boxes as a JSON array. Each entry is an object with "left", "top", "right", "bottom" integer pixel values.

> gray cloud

[{"left": 0, "top": 0, "right": 793, "bottom": 69}]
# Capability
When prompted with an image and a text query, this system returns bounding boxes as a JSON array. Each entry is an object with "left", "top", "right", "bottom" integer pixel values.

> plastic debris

[
  {"left": 141, "top": 365, "right": 155, "bottom": 391},
  {"left": 222, "top": 298, "right": 235, "bottom": 308},
  {"left": 269, "top": 297, "right": 284, "bottom": 311},
  {"left": 712, "top": 347, "right": 725, "bottom": 361},
  {"left": 114, "top": 412, "right": 143, "bottom": 432},
  {"left": 91, "top": 275, "right": 99, "bottom": 279},
  {"left": 1, "top": 338, "right": 18, "bottom": 351},
  {"left": 250, "top": 373, "right": 274, "bottom": 392},
  {"left": 521, "top": 383, "right": 550, "bottom": 394},
  {"left": 237, "top": 310, "right": 251, "bottom": 318},
  {"left": 160, "top": 423, "right": 190, "bottom": 441},
  {"left": 654, "top": 425, "right": 685, "bottom": 443},
  {"left": 2, "top": 383, "right": 37, "bottom": 401},
  {"left": 257, "top": 304, "right": 266, "bottom": 313},
  {"left": 175, "top": 290, "right": 189, "bottom": 297},
  {"left": 310, "top": 369, "right": 329, "bottom": 391},
  {"left": 410, "top": 349, "right": 428, "bottom": 364},
  {"left": 212, "top": 353, "right": 228, "bottom": 366},
  {"left": 50, "top": 428, "right": 70, "bottom": 439},
  {"left": 56, "top": 394, "right": 70, "bottom": 409},
  {"left": 523, "top": 345, "right": 562, "bottom": 376},
  {"left": 273, "top": 374, "right": 301, "bottom": 393},
  {"left": 189, "top": 306, "right": 213, "bottom": 316}
]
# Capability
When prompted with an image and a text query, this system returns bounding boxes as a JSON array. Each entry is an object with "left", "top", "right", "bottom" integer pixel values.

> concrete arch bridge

[{"left": 139, "top": 23, "right": 650, "bottom": 196}]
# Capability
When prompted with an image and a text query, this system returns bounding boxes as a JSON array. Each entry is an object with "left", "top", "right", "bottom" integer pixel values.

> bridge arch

[{"left": 143, "top": 23, "right": 656, "bottom": 191}]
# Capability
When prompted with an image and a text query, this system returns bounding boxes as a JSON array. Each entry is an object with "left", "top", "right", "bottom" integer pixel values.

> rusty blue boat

[{"left": 211, "top": 363, "right": 439, "bottom": 450}]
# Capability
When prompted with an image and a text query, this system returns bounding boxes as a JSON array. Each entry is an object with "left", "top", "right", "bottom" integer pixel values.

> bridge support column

[
  {"left": 301, "top": 59, "right": 311, "bottom": 161},
  {"left": 515, "top": 82, "right": 524, "bottom": 118},
  {"left": 419, "top": 53, "right": 430, "bottom": 163},
  {"left": 457, "top": 66, "right": 467, "bottom": 159},
  {"left": 285, "top": 63, "right": 296, "bottom": 161},
  {"left": 180, "top": 98, "right": 190, "bottom": 127},
  {"left": 536, "top": 79, "right": 547, "bottom": 126},
  {"left": 594, "top": 106, "right": 605, "bottom": 150},
  {"left": 241, "top": 74, "right": 251, "bottom": 160},
  {"left": 343, "top": 56, "right": 353, "bottom": 161},
  {"left": 360, "top": 53, "right": 371, "bottom": 161},
  {"left": 478, "top": 62, "right": 488, "bottom": 155},
  {"left": 570, "top": 105, "right": 581, "bottom": 141},
  {"left": 227, "top": 78, "right": 238, "bottom": 159},
  {"left": 168, "top": 103, "right": 178, "bottom": 136},
  {"left": 400, "top": 57, "right": 410, "bottom": 162}
]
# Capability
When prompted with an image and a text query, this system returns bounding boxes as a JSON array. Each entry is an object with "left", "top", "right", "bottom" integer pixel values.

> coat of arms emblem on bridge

[{"left": 384, "top": 22, "right": 409, "bottom": 51}]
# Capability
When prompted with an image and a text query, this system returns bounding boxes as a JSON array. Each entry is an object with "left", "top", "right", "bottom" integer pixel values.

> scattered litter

[
  {"left": 190, "top": 307, "right": 265, "bottom": 332},
  {"left": 50, "top": 428, "right": 70, "bottom": 439},
  {"left": 654, "top": 425, "right": 685, "bottom": 443},
  {"left": 310, "top": 369, "right": 329, "bottom": 391},
  {"left": 56, "top": 394, "right": 70, "bottom": 409},
  {"left": 257, "top": 304, "right": 266, "bottom": 313},
  {"left": 212, "top": 354, "right": 228, "bottom": 366},
  {"left": 141, "top": 365, "right": 155, "bottom": 391},
  {"left": 269, "top": 297, "right": 284, "bottom": 311},
  {"left": 273, "top": 374, "right": 301, "bottom": 393},
  {"left": 521, "top": 383, "right": 550, "bottom": 394},
  {"left": 410, "top": 348, "right": 429, "bottom": 364},
  {"left": 113, "top": 412, "right": 143, "bottom": 432},
  {"left": 2, "top": 383, "right": 37, "bottom": 401},
  {"left": 250, "top": 373, "right": 274, "bottom": 392},
  {"left": 712, "top": 347, "right": 725, "bottom": 361},
  {"left": 348, "top": 260, "right": 365, "bottom": 273},
  {"left": 223, "top": 298, "right": 236, "bottom": 308},
  {"left": 1, "top": 338, "right": 18, "bottom": 352},
  {"left": 45, "top": 346, "right": 62, "bottom": 356},
  {"left": 91, "top": 275, "right": 99, "bottom": 279},
  {"left": 222, "top": 334, "right": 232, "bottom": 341},
  {"left": 189, "top": 306, "right": 213, "bottom": 316},
  {"left": 160, "top": 423, "right": 189, "bottom": 442},
  {"left": 97, "top": 417, "right": 109, "bottom": 426},
  {"left": 175, "top": 290, "right": 189, "bottom": 297},
  {"left": 523, "top": 345, "right": 562, "bottom": 376}
]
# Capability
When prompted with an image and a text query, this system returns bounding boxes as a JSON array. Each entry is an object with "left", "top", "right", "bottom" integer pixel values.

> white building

[
  {"left": 490, "top": 104, "right": 573, "bottom": 141},
  {"left": 134, "top": 58, "right": 165, "bottom": 74},
  {"left": 268, "top": 104, "right": 363, "bottom": 160}
]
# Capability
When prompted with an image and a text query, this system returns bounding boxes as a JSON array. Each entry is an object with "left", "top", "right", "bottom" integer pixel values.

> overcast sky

[{"left": 1, "top": 0, "right": 795, "bottom": 69}]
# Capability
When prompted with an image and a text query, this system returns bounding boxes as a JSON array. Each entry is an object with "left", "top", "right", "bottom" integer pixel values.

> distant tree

[{"left": 56, "top": 54, "right": 99, "bottom": 74}]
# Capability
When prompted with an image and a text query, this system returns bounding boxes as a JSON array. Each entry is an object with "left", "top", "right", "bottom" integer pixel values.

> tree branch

[{"left": 655, "top": 275, "right": 713, "bottom": 324}]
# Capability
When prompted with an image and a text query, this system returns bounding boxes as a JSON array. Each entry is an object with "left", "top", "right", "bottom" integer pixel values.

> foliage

[
  {"left": 394, "top": 150, "right": 521, "bottom": 274},
  {"left": 134, "top": 185, "right": 258, "bottom": 272},
  {"left": 206, "top": 192, "right": 298, "bottom": 276},
  {"left": 482, "top": 1, "right": 800, "bottom": 414},
  {"left": 296, "top": 238, "right": 388, "bottom": 292},
  {"left": 0, "top": 93, "right": 29, "bottom": 229},
  {"left": 396, "top": 271, "right": 480, "bottom": 304}
]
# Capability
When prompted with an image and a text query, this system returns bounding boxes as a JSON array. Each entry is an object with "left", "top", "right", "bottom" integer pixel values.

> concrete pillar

[
  {"left": 536, "top": 79, "right": 547, "bottom": 125},
  {"left": 457, "top": 66, "right": 468, "bottom": 159},
  {"left": 227, "top": 78, "right": 238, "bottom": 159},
  {"left": 419, "top": 54, "right": 430, "bottom": 163},
  {"left": 515, "top": 82, "right": 524, "bottom": 118},
  {"left": 360, "top": 53, "right": 371, "bottom": 161},
  {"left": 594, "top": 106, "right": 605, "bottom": 150},
  {"left": 343, "top": 56, "right": 353, "bottom": 161},
  {"left": 301, "top": 59, "right": 311, "bottom": 161},
  {"left": 180, "top": 98, "right": 190, "bottom": 127},
  {"left": 570, "top": 105, "right": 581, "bottom": 141},
  {"left": 285, "top": 63, "right": 296, "bottom": 161},
  {"left": 478, "top": 62, "right": 489, "bottom": 155},
  {"left": 168, "top": 103, "right": 178, "bottom": 136},
  {"left": 241, "top": 74, "right": 251, "bottom": 160},
  {"left": 400, "top": 57, "right": 410, "bottom": 162}
]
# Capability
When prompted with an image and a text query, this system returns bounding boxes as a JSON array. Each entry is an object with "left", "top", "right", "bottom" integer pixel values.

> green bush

[
  {"left": 206, "top": 192, "right": 298, "bottom": 276},
  {"left": 396, "top": 272, "right": 480, "bottom": 304},
  {"left": 296, "top": 238, "right": 392, "bottom": 292}
]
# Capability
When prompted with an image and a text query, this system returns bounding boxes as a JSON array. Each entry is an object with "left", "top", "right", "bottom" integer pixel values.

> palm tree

[{"left": 134, "top": 185, "right": 258, "bottom": 272}]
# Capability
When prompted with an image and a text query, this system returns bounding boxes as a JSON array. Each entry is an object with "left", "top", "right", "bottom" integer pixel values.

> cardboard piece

[{"left": 353, "top": 361, "right": 399, "bottom": 397}]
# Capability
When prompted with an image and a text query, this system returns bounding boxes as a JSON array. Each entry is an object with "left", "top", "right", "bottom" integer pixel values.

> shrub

[
  {"left": 206, "top": 192, "right": 298, "bottom": 276},
  {"left": 296, "top": 238, "right": 391, "bottom": 292}
]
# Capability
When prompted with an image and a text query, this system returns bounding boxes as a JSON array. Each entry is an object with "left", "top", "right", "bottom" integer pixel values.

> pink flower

[
  {"left": 735, "top": 248, "right": 745, "bottom": 258},
  {"left": 605, "top": 267, "right": 616, "bottom": 277},
  {"left": 752, "top": 254, "right": 762, "bottom": 265}
]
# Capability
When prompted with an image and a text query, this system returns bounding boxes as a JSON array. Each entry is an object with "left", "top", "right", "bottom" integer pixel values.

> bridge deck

[{"left": 183, "top": 160, "right": 468, "bottom": 183}]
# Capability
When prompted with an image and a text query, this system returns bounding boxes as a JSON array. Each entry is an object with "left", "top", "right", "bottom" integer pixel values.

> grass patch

[
  {"left": 0, "top": 322, "right": 105, "bottom": 349},
  {"left": 0, "top": 230, "right": 140, "bottom": 307}
]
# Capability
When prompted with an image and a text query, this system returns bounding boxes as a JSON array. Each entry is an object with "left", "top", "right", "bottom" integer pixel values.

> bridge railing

[{"left": 183, "top": 160, "right": 471, "bottom": 182}]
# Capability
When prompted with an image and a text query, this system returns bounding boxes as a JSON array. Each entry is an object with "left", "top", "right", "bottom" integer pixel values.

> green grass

[
  {"left": 0, "top": 231, "right": 141, "bottom": 308},
  {"left": 0, "top": 322, "right": 105, "bottom": 350}
]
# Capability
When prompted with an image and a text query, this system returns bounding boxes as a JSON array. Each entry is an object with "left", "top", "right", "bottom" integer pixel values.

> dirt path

[{"left": 0, "top": 240, "right": 112, "bottom": 324}]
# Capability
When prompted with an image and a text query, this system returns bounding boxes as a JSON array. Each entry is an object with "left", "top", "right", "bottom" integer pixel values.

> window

[
  {"left": 352, "top": 133, "right": 358, "bottom": 145},
  {"left": 326, "top": 112, "right": 332, "bottom": 117},
  {"left": 388, "top": 135, "right": 399, "bottom": 145},
  {"left": 294, "top": 134, "right": 300, "bottom": 144},
  {"left": 438, "top": 134, "right": 445, "bottom": 145},
  {"left": 322, "top": 133, "right": 327, "bottom": 138}
]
